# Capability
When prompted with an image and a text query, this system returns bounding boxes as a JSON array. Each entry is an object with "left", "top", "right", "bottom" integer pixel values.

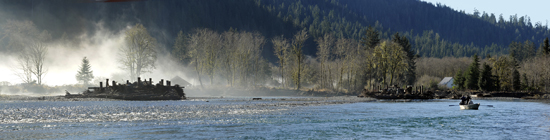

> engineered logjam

[{"left": 66, "top": 77, "right": 186, "bottom": 100}]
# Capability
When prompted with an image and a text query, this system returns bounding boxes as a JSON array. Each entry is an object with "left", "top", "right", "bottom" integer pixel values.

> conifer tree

[
  {"left": 454, "top": 70, "right": 465, "bottom": 90},
  {"left": 543, "top": 37, "right": 549, "bottom": 56},
  {"left": 76, "top": 57, "right": 94, "bottom": 85},
  {"left": 361, "top": 26, "right": 380, "bottom": 49},
  {"left": 392, "top": 33, "right": 416, "bottom": 85},
  {"left": 512, "top": 69, "right": 521, "bottom": 91},
  {"left": 478, "top": 62, "right": 495, "bottom": 91},
  {"left": 465, "top": 54, "right": 480, "bottom": 90}
]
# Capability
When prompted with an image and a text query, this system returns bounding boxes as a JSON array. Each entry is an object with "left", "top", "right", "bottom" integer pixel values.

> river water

[{"left": 1, "top": 97, "right": 549, "bottom": 139}]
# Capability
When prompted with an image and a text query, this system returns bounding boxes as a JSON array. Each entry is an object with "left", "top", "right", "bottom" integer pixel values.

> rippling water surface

[{"left": 1, "top": 98, "right": 549, "bottom": 139}]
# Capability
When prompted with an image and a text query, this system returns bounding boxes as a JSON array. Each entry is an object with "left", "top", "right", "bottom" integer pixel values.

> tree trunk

[
  {"left": 195, "top": 58, "right": 204, "bottom": 89},
  {"left": 297, "top": 55, "right": 301, "bottom": 90}
]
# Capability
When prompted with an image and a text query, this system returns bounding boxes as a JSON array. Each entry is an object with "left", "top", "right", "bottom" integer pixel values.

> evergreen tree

[
  {"left": 454, "top": 70, "right": 465, "bottom": 90},
  {"left": 494, "top": 75, "right": 501, "bottom": 91},
  {"left": 465, "top": 54, "right": 480, "bottom": 90},
  {"left": 392, "top": 33, "right": 416, "bottom": 85},
  {"left": 543, "top": 37, "right": 549, "bottom": 56},
  {"left": 76, "top": 57, "right": 94, "bottom": 85},
  {"left": 361, "top": 26, "right": 380, "bottom": 49},
  {"left": 512, "top": 69, "right": 521, "bottom": 91},
  {"left": 478, "top": 62, "right": 495, "bottom": 91}
]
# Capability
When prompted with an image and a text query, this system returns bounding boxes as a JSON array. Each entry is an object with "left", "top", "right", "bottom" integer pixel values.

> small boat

[{"left": 459, "top": 102, "right": 480, "bottom": 110}]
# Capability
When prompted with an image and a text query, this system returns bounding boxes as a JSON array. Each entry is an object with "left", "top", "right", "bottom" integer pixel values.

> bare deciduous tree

[
  {"left": 121, "top": 23, "right": 157, "bottom": 81},
  {"left": 290, "top": 29, "right": 309, "bottom": 90},
  {"left": 415, "top": 57, "right": 471, "bottom": 79},
  {"left": 28, "top": 37, "right": 48, "bottom": 85},
  {"left": 315, "top": 34, "right": 334, "bottom": 89},
  {"left": 172, "top": 30, "right": 190, "bottom": 65},
  {"left": 182, "top": 28, "right": 269, "bottom": 88},
  {"left": 4, "top": 20, "right": 50, "bottom": 85},
  {"left": 521, "top": 56, "right": 550, "bottom": 91},
  {"left": 273, "top": 35, "right": 290, "bottom": 88}
]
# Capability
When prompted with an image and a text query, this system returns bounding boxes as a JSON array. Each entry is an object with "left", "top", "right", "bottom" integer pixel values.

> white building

[{"left": 438, "top": 77, "right": 454, "bottom": 88}]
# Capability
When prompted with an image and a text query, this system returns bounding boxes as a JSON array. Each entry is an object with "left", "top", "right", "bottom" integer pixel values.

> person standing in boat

[{"left": 466, "top": 95, "right": 472, "bottom": 104}]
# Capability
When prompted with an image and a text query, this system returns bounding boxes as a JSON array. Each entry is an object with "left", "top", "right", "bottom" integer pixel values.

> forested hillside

[
  {"left": 1, "top": 0, "right": 548, "bottom": 60},
  {"left": 0, "top": 0, "right": 297, "bottom": 61},
  {"left": 340, "top": 0, "right": 550, "bottom": 46}
]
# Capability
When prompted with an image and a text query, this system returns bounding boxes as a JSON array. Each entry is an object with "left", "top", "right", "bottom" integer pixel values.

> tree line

[
  {"left": 4, "top": 19, "right": 550, "bottom": 94},
  {"left": 450, "top": 38, "right": 550, "bottom": 92},
  {"left": 168, "top": 26, "right": 418, "bottom": 92},
  {"left": 172, "top": 28, "right": 271, "bottom": 88}
]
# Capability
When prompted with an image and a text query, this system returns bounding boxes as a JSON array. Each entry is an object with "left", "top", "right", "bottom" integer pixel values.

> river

[{"left": 1, "top": 97, "right": 549, "bottom": 139}]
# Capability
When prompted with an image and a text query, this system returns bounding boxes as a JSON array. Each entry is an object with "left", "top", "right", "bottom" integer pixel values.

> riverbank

[
  {"left": 433, "top": 90, "right": 550, "bottom": 100},
  {"left": 0, "top": 94, "right": 376, "bottom": 105},
  {"left": 184, "top": 87, "right": 359, "bottom": 97}
]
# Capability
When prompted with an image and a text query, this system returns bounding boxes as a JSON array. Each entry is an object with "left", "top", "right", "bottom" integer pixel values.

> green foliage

[
  {"left": 392, "top": 33, "right": 416, "bottom": 85},
  {"left": 454, "top": 70, "right": 465, "bottom": 90},
  {"left": 465, "top": 54, "right": 480, "bottom": 90},
  {"left": 3, "top": 0, "right": 549, "bottom": 62},
  {"left": 478, "top": 62, "right": 495, "bottom": 91},
  {"left": 509, "top": 40, "right": 536, "bottom": 62},
  {"left": 512, "top": 69, "right": 521, "bottom": 91},
  {"left": 361, "top": 27, "right": 380, "bottom": 49},
  {"left": 411, "top": 30, "right": 506, "bottom": 58},
  {"left": 490, "top": 55, "right": 518, "bottom": 91},
  {"left": 339, "top": 0, "right": 550, "bottom": 51},
  {"left": 75, "top": 57, "right": 94, "bottom": 85},
  {"left": 542, "top": 37, "right": 550, "bottom": 56},
  {"left": 372, "top": 40, "right": 408, "bottom": 86}
]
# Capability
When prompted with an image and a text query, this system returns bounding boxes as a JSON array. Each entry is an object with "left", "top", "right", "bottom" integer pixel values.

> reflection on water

[{"left": 1, "top": 98, "right": 549, "bottom": 139}]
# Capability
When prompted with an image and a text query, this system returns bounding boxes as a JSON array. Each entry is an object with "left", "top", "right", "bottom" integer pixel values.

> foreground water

[{"left": 1, "top": 97, "right": 549, "bottom": 139}]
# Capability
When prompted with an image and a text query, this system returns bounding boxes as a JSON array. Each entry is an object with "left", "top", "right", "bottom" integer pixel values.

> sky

[{"left": 422, "top": 0, "right": 550, "bottom": 25}]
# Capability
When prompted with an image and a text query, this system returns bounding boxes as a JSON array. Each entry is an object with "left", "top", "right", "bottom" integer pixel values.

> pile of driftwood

[
  {"left": 66, "top": 77, "right": 185, "bottom": 100},
  {"left": 358, "top": 85, "right": 434, "bottom": 99}
]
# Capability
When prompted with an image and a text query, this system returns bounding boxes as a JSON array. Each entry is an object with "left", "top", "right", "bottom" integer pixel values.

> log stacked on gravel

[{"left": 68, "top": 77, "right": 186, "bottom": 100}]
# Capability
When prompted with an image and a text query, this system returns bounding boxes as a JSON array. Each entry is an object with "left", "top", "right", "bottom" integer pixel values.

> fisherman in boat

[
  {"left": 466, "top": 95, "right": 472, "bottom": 104},
  {"left": 460, "top": 95, "right": 467, "bottom": 105}
]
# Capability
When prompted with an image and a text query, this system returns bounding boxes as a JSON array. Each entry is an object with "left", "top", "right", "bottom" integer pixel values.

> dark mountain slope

[
  {"left": 0, "top": 0, "right": 547, "bottom": 61},
  {"left": 0, "top": 0, "right": 298, "bottom": 62},
  {"left": 338, "top": 0, "right": 550, "bottom": 47}
]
